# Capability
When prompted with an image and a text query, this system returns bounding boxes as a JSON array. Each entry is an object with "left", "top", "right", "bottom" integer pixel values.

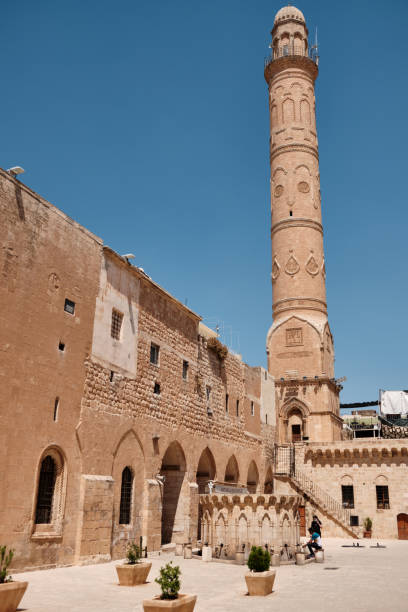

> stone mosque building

[{"left": 1, "top": 5, "right": 408, "bottom": 571}]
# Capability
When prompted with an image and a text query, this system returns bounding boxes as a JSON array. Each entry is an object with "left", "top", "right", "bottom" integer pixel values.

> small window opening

[
  {"left": 64, "top": 299, "right": 75, "bottom": 315},
  {"left": 342, "top": 485, "right": 354, "bottom": 509},
  {"left": 376, "top": 485, "right": 390, "bottom": 509},
  {"left": 53, "top": 397, "right": 59, "bottom": 422},
  {"left": 289, "top": 210, "right": 293, "bottom": 217},
  {"left": 251, "top": 401, "right": 255, "bottom": 416},
  {"left": 350, "top": 515, "right": 359, "bottom": 527},
  {"left": 236, "top": 399, "right": 240, "bottom": 416},
  {"left": 265, "top": 414, "right": 268, "bottom": 424},
  {"left": 35, "top": 455, "right": 56, "bottom": 524},
  {"left": 58, "top": 341, "right": 65, "bottom": 352},
  {"left": 182, "top": 360, "right": 189, "bottom": 380},
  {"left": 206, "top": 386, "right": 211, "bottom": 401},
  {"left": 110, "top": 370, "right": 115, "bottom": 382},
  {"left": 119, "top": 467, "right": 133, "bottom": 525},
  {"left": 150, "top": 343, "right": 159, "bottom": 365},
  {"left": 111, "top": 309, "right": 123, "bottom": 340},
  {"left": 154, "top": 382, "right": 161, "bottom": 395},
  {"left": 225, "top": 393, "right": 229, "bottom": 413}
]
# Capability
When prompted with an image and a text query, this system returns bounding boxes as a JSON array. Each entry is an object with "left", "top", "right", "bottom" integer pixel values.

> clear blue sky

[{"left": 3, "top": 1, "right": 407, "bottom": 403}]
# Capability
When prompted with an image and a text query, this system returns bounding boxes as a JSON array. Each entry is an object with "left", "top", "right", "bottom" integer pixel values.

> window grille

[
  {"left": 150, "top": 343, "right": 159, "bottom": 365},
  {"left": 111, "top": 309, "right": 123, "bottom": 340},
  {"left": 182, "top": 360, "right": 188, "bottom": 380},
  {"left": 35, "top": 455, "right": 56, "bottom": 524},
  {"left": 64, "top": 299, "right": 75, "bottom": 315},
  {"left": 119, "top": 467, "right": 133, "bottom": 524},
  {"left": 376, "top": 485, "right": 390, "bottom": 509},
  {"left": 342, "top": 485, "right": 355, "bottom": 509}
]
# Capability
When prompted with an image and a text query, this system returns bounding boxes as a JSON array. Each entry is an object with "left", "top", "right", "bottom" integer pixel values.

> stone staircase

[{"left": 274, "top": 445, "right": 358, "bottom": 538}]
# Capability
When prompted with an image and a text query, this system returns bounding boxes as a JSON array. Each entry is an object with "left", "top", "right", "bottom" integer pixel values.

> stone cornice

[
  {"left": 270, "top": 143, "right": 319, "bottom": 162},
  {"left": 275, "top": 377, "right": 341, "bottom": 394},
  {"left": 264, "top": 55, "right": 318, "bottom": 85},
  {"left": 271, "top": 218, "right": 323, "bottom": 237}
]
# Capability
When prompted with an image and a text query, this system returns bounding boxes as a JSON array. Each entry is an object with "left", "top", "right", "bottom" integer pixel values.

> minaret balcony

[{"left": 264, "top": 44, "right": 318, "bottom": 68}]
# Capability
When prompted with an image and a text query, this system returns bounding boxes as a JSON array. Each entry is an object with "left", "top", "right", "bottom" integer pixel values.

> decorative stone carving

[
  {"left": 286, "top": 328, "right": 303, "bottom": 347},
  {"left": 285, "top": 251, "right": 300, "bottom": 276},
  {"left": 306, "top": 252, "right": 319, "bottom": 276},
  {"left": 48, "top": 272, "right": 60, "bottom": 293},
  {"left": 297, "top": 181, "right": 310, "bottom": 193},
  {"left": 274, "top": 185, "right": 284, "bottom": 197},
  {"left": 272, "top": 257, "right": 281, "bottom": 281}
]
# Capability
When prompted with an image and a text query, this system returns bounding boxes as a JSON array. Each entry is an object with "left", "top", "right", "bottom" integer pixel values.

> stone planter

[
  {"left": 116, "top": 562, "right": 152, "bottom": 586},
  {"left": 363, "top": 531, "right": 372, "bottom": 538},
  {"left": 245, "top": 570, "right": 276, "bottom": 596},
  {"left": 0, "top": 581, "right": 28, "bottom": 612},
  {"left": 314, "top": 550, "right": 324, "bottom": 563},
  {"left": 270, "top": 553, "right": 280, "bottom": 567},
  {"left": 295, "top": 552, "right": 306, "bottom": 565},
  {"left": 183, "top": 545, "right": 192, "bottom": 559},
  {"left": 143, "top": 594, "right": 197, "bottom": 611},
  {"left": 235, "top": 551, "right": 245, "bottom": 565}
]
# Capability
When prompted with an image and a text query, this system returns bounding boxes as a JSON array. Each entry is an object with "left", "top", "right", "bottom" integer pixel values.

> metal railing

[
  {"left": 264, "top": 44, "right": 319, "bottom": 68},
  {"left": 274, "top": 445, "right": 354, "bottom": 531}
]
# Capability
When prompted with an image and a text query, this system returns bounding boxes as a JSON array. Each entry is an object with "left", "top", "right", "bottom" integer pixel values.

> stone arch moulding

[
  {"left": 340, "top": 474, "right": 353, "bottom": 484},
  {"left": 31, "top": 445, "right": 68, "bottom": 539},
  {"left": 267, "top": 315, "right": 323, "bottom": 346},
  {"left": 279, "top": 397, "right": 311, "bottom": 420},
  {"left": 374, "top": 474, "right": 389, "bottom": 485},
  {"left": 294, "top": 163, "right": 311, "bottom": 175},
  {"left": 111, "top": 426, "right": 145, "bottom": 463}
]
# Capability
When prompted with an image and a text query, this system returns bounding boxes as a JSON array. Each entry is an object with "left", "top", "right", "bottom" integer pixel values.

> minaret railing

[{"left": 264, "top": 44, "right": 319, "bottom": 68}]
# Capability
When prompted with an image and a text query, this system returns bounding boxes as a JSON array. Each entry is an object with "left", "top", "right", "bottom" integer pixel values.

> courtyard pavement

[{"left": 13, "top": 538, "right": 408, "bottom": 612}]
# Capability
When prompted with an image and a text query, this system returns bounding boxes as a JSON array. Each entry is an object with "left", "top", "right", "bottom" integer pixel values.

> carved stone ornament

[
  {"left": 321, "top": 258, "right": 326, "bottom": 279},
  {"left": 297, "top": 181, "right": 310, "bottom": 193},
  {"left": 274, "top": 184, "right": 284, "bottom": 197},
  {"left": 48, "top": 272, "right": 60, "bottom": 293},
  {"left": 286, "top": 327, "right": 303, "bottom": 347},
  {"left": 272, "top": 257, "right": 281, "bottom": 281},
  {"left": 306, "top": 252, "right": 319, "bottom": 276},
  {"left": 285, "top": 251, "right": 300, "bottom": 276}
]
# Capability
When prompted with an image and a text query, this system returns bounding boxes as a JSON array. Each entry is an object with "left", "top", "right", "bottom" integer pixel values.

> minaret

[{"left": 264, "top": 5, "right": 342, "bottom": 443}]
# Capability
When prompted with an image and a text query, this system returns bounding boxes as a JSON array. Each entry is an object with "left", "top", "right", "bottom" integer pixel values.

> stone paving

[{"left": 13, "top": 538, "right": 408, "bottom": 611}]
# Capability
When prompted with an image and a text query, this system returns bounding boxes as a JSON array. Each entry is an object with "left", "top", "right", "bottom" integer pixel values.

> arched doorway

[
  {"left": 160, "top": 441, "right": 186, "bottom": 545},
  {"left": 264, "top": 465, "right": 274, "bottom": 494},
  {"left": 246, "top": 461, "right": 259, "bottom": 494},
  {"left": 288, "top": 408, "right": 304, "bottom": 442},
  {"left": 196, "top": 447, "right": 216, "bottom": 540},
  {"left": 196, "top": 448, "right": 216, "bottom": 494},
  {"left": 397, "top": 513, "right": 408, "bottom": 539},
  {"left": 224, "top": 455, "right": 239, "bottom": 484}
]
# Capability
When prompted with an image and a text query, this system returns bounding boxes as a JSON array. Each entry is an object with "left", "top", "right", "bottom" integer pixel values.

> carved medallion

[
  {"left": 285, "top": 251, "right": 300, "bottom": 276},
  {"left": 274, "top": 185, "right": 284, "bottom": 197},
  {"left": 297, "top": 181, "right": 310, "bottom": 193},
  {"left": 48, "top": 272, "right": 60, "bottom": 294},
  {"left": 271, "top": 257, "right": 281, "bottom": 281},
  {"left": 286, "top": 327, "right": 303, "bottom": 347},
  {"left": 306, "top": 252, "right": 319, "bottom": 276}
]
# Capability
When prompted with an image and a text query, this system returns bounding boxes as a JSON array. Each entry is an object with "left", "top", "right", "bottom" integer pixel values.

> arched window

[
  {"left": 35, "top": 455, "right": 56, "bottom": 524},
  {"left": 119, "top": 467, "right": 133, "bottom": 524}
]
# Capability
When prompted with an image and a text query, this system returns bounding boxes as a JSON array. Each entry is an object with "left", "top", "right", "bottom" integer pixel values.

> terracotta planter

[
  {"left": 0, "top": 581, "right": 28, "bottom": 612},
  {"left": 245, "top": 569, "right": 276, "bottom": 596},
  {"left": 363, "top": 531, "right": 372, "bottom": 539},
  {"left": 143, "top": 594, "right": 197, "bottom": 611},
  {"left": 116, "top": 562, "right": 152, "bottom": 586}
]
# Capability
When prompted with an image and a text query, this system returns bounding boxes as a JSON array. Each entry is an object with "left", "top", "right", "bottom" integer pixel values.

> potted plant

[
  {"left": 0, "top": 545, "right": 28, "bottom": 612},
  {"left": 363, "top": 517, "right": 373, "bottom": 538},
  {"left": 143, "top": 561, "right": 197, "bottom": 611},
  {"left": 245, "top": 546, "right": 276, "bottom": 596},
  {"left": 116, "top": 542, "right": 152, "bottom": 586}
]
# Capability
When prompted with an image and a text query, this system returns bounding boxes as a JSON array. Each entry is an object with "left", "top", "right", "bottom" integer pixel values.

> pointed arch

[
  {"left": 196, "top": 447, "right": 216, "bottom": 493},
  {"left": 161, "top": 441, "right": 187, "bottom": 545},
  {"left": 33, "top": 446, "right": 67, "bottom": 537},
  {"left": 246, "top": 461, "right": 259, "bottom": 494},
  {"left": 224, "top": 455, "right": 239, "bottom": 484},
  {"left": 264, "top": 465, "right": 274, "bottom": 494}
]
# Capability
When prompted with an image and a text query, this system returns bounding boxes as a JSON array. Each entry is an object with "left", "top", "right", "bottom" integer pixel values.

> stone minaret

[{"left": 264, "top": 5, "right": 342, "bottom": 443}]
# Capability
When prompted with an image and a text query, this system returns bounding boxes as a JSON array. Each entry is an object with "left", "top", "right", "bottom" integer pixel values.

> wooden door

[
  {"left": 299, "top": 506, "right": 306, "bottom": 537},
  {"left": 397, "top": 513, "right": 408, "bottom": 539}
]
